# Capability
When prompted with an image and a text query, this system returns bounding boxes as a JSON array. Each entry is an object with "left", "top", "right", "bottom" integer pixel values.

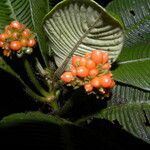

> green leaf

[
  {"left": 95, "top": 83, "right": 150, "bottom": 143},
  {"left": 106, "top": 0, "right": 150, "bottom": 46},
  {"left": 90, "top": 0, "right": 150, "bottom": 144},
  {"left": 0, "top": 111, "right": 121, "bottom": 148},
  {"left": 113, "top": 43, "right": 150, "bottom": 91},
  {"left": 109, "top": 84, "right": 150, "bottom": 106},
  {"left": 29, "top": 0, "right": 50, "bottom": 67},
  {"left": 43, "top": 0, "right": 124, "bottom": 76},
  {"left": 0, "top": 111, "right": 68, "bottom": 128},
  {"left": 0, "top": 0, "right": 32, "bottom": 31},
  {"left": 0, "top": 112, "right": 70, "bottom": 148},
  {"left": 0, "top": 0, "right": 50, "bottom": 67},
  {"left": 97, "top": 103, "right": 150, "bottom": 143},
  {"left": 106, "top": 0, "right": 150, "bottom": 90}
]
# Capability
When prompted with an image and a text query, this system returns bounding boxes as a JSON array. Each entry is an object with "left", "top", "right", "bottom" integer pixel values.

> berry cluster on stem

[
  {"left": 0, "top": 20, "right": 36, "bottom": 57},
  {"left": 61, "top": 50, "right": 115, "bottom": 97}
]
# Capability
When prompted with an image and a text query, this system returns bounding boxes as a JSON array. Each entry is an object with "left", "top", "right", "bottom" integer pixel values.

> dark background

[
  {"left": 0, "top": 0, "right": 114, "bottom": 120},
  {"left": 0, "top": 0, "right": 149, "bottom": 148}
]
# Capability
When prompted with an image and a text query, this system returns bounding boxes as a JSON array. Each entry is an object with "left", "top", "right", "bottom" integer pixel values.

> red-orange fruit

[
  {"left": 99, "top": 74, "right": 113, "bottom": 88},
  {"left": 86, "top": 59, "right": 96, "bottom": 70},
  {"left": 72, "top": 55, "right": 81, "bottom": 67},
  {"left": 10, "top": 41, "right": 22, "bottom": 51},
  {"left": 91, "top": 50, "right": 103, "bottom": 64},
  {"left": 84, "top": 83, "right": 93, "bottom": 92},
  {"left": 89, "top": 68, "right": 99, "bottom": 77},
  {"left": 61, "top": 72, "right": 74, "bottom": 83},
  {"left": 76, "top": 66, "right": 89, "bottom": 78},
  {"left": 91, "top": 77, "right": 101, "bottom": 88},
  {"left": 27, "top": 39, "right": 36, "bottom": 47}
]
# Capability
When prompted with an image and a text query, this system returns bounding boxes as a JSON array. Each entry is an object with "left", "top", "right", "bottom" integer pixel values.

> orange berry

[
  {"left": 10, "top": 21, "right": 22, "bottom": 29},
  {"left": 102, "top": 63, "right": 111, "bottom": 70},
  {"left": 91, "top": 77, "right": 101, "bottom": 88},
  {"left": 61, "top": 72, "right": 74, "bottom": 83},
  {"left": 0, "top": 41, "right": 4, "bottom": 47},
  {"left": 27, "top": 39, "right": 36, "bottom": 47},
  {"left": 76, "top": 66, "right": 89, "bottom": 78},
  {"left": 70, "top": 65, "right": 77, "bottom": 76},
  {"left": 105, "top": 72, "right": 113, "bottom": 77},
  {"left": 89, "top": 68, "right": 99, "bottom": 77},
  {"left": 84, "top": 83, "right": 93, "bottom": 92},
  {"left": 79, "top": 57, "right": 87, "bottom": 66},
  {"left": 20, "top": 38, "right": 28, "bottom": 47},
  {"left": 110, "top": 80, "right": 116, "bottom": 88},
  {"left": 72, "top": 55, "right": 81, "bottom": 66},
  {"left": 22, "top": 29, "right": 31, "bottom": 38},
  {"left": 91, "top": 50, "right": 103, "bottom": 64},
  {"left": 99, "top": 75, "right": 113, "bottom": 88},
  {"left": 10, "top": 41, "right": 22, "bottom": 51},
  {"left": 102, "top": 52, "right": 109, "bottom": 64},
  {"left": 0, "top": 33, "right": 8, "bottom": 42},
  {"left": 86, "top": 59, "right": 96, "bottom": 70}
]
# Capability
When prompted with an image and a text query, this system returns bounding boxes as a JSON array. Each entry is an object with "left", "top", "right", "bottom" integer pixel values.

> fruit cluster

[
  {"left": 0, "top": 20, "right": 36, "bottom": 57},
  {"left": 61, "top": 50, "right": 115, "bottom": 96}
]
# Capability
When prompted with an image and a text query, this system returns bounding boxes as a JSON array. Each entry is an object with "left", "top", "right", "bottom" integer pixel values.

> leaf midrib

[
  {"left": 118, "top": 58, "right": 150, "bottom": 64},
  {"left": 54, "top": 15, "right": 102, "bottom": 78}
]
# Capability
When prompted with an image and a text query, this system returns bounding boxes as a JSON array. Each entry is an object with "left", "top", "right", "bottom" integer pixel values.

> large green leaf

[
  {"left": 0, "top": 111, "right": 68, "bottom": 127},
  {"left": 0, "top": 0, "right": 50, "bottom": 67},
  {"left": 29, "top": 0, "right": 50, "bottom": 67},
  {"left": 95, "top": 0, "right": 150, "bottom": 143},
  {"left": 106, "top": 0, "right": 150, "bottom": 46},
  {"left": 43, "top": 0, "right": 124, "bottom": 76},
  {"left": 113, "top": 43, "right": 150, "bottom": 91},
  {"left": 96, "top": 83, "right": 150, "bottom": 143},
  {"left": 97, "top": 103, "right": 150, "bottom": 143},
  {"left": 0, "top": 111, "right": 126, "bottom": 148},
  {"left": 105, "top": 0, "right": 150, "bottom": 90}
]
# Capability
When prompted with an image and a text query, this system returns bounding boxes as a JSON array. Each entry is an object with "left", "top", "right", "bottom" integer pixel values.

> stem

[
  {"left": 50, "top": 100, "right": 59, "bottom": 111},
  {"left": 48, "top": 90, "right": 61, "bottom": 111},
  {"left": 24, "top": 59, "right": 50, "bottom": 97},
  {"left": 15, "top": 74, "right": 50, "bottom": 103},
  {"left": 35, "top": 58, "right": 53, "bottom": 92},
  {"left": 24, "top": 84, "right": 50, "bottom": 103}
]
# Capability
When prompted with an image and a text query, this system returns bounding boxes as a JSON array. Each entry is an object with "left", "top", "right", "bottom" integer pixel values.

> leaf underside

[{"left": 43, "top": 0, "right": 124, "bottom": 77}]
